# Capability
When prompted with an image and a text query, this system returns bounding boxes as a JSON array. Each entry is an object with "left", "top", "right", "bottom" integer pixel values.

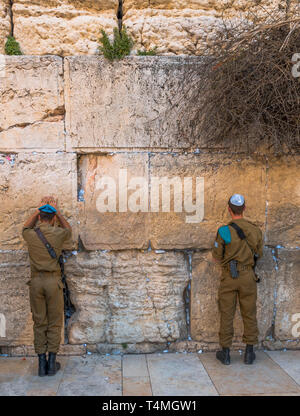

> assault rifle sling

[
  {"left": 229, "top": 222, "right": 260, "bottom": 283},
  {"left": 34, "top": 227, "right": 73, "bottom": 312}
]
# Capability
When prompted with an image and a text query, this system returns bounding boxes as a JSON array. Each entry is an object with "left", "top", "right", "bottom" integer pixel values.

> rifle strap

[
  {"left": 229, "top": 222, "right": 254, "bottom": 253},
  {"left": 229, "top": 222, "right": 260, "bottom": 283},
  {"left": 34, "top": 228, "right": 57, "bottom": 259}
]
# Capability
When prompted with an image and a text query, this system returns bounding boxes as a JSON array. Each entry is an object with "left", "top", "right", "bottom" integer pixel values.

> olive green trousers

[
  {"left": 29, "top": 272, "right": 64, "bottom": 354},
  {"left": 218, "top": 268, "right": 259, "bottom": 348}
]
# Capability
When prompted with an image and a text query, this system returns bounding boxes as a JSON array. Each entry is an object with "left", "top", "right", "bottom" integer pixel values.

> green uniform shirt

[
  {"left": 22, "top": 224, "right": 71, "bottom": 274},
  {"left": 212, "top": 218, "right": 263, "bottom": 266}
]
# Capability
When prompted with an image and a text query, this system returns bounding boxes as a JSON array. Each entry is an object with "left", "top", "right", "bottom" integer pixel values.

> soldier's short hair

[
  {"left": 228, "top": 199, "right": 245, "bottom": 215},
  {"left": 39, "top": 211, "right": 56, "bottom": 222}
]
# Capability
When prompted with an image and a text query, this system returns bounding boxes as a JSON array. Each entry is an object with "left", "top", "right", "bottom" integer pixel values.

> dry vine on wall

[{"left": 191, "top": 2, "right": 300, "bottom": 154}]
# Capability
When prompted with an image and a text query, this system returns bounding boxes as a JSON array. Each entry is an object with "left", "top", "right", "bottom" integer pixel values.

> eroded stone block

[
  {"left": 65, "top": 250, "right": 189, "bottom": 344},
  {"left": 78, "top": 153, "right": 149, "bottom": 250},
  {"left": 266, "top": 156, "right": 300, "bottom": 248},
  {"left": 13, "top": 1, "right": 118, "bottom": 56},
  {"left": 0, "top": 251, "right": 33, "bottom": 346},
  {"left": 0, "top": 56, "right": 64, "bottom": 152},
  {"left": 274, "top": 249, "right": 300, "bottom": 342},
  {"left": 65, "top": 56, "right": 206, "bottom": 150},
  {"left": 0, "top": 1, "right": 10, "bottom": 54},
  {"left": 0, "top": 152, "right": 77, "bottom": 250},
  {"left": 123, "top": 1, "right": 289, "bottom": 55}
]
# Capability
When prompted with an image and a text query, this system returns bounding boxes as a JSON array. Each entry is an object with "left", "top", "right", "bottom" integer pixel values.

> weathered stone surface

[
  {"left": 0, "top": 152, "right": 77, "bottom": 250},
  {"left": 89, "top": 342, "right": 167, "bottom": 354},
  {"left": 78, "top": 153, "right": 149, "bottom": 250},
  {"left": 266, "top": 156, "right": 300, "bottom": 248},
  {"left": 13, "top": 1, "right": 118, "bottom": 56},
  {"left": 147, "top": 353, "right": 218, "bottom": 396},
  {"left": 0, "top": 56, "right": 64, "bottom": 152},
  {"left": 0, "top": 344, "right": 86, "bottom": 356},
  {"left": 274, "top": 249, "right": 300, "bottom": 343},
  {"left": 123, "top": 0, "right": 287, "bottom": 14},
  {"left": 149, "top": 153, "right": 266, "bottom": 250},
  {"left": 0, "top": 1, "right": 10, "bottom": 54},
  {"left": 190, "top": 249, "right": 276, "bottom": 344},
  {"left": 65, "top": 56, "right": 206, "bottom": 151},
  {"left": 123, "top": 1, "right": 293, "bottom": 55},
  {"left": 0, "top": 251, "right": 33, "bottom": 346},
  {"left": 65, "top": 250, "right": 189, "bottom": 344},
  {"left": 199, "top": 351, "right": 300, "bottom": 396}
]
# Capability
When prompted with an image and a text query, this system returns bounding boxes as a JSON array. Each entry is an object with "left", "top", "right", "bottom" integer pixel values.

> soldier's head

[
  {"left": 228, "top": 194, "right": 245, "bottom": 217},
  {"left": 38, "top": 205, "right": 57, "bottom": 224}
]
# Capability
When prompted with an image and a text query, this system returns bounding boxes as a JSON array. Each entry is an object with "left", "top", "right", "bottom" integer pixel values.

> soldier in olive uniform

[
  {"left": 212, "top": 194, "right": 263, "bottom": 365},
  {"left": 22, "top": 197, "right": 72, "bottom": 377}
]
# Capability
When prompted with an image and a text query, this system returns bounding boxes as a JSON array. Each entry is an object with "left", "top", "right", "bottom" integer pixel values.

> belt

[
  {"left": 31, "top": 270, "right": 61, "bottom": 278},
  {"left": 222, "top": 263, "right": 253, "bottom": 272}
]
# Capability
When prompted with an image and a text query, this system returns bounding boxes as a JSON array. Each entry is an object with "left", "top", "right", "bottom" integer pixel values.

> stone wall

[
  {"left": 0, "top": 56, "right": 299, "bottom": 355},
  {"left": 0, "top": 1, "right": 299, "bottom": 55}
]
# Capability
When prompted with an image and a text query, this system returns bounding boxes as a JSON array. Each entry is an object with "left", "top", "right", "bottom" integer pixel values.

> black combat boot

[
  {"left": 244, "top": 344, "right": 256, "bottom": 365},
  {"left": 47, "top": 352, "right": 61, "bottom": 376},
  {"left": 38, "top": 353, "right": 48, "bottom": 377},
  {"left": 216, "top": 347, "right": 231, "bottom": 365}
]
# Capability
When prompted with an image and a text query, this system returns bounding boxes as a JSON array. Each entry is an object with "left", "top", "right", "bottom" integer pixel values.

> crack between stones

[
  {"left": 0, "top": 107, "right": 65, "bottom": 133},
  {"left": 184, "top": 251, "right": 192, "bottom": 341},
  {"left": 117, "top": 0, "right": 123, "bottom": 32},
  {"left": 8, "top": 0, "right": 14, "bottom": 37}
]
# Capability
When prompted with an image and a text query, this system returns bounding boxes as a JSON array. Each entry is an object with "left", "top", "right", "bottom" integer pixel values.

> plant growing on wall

[
  {"left": 137, "top": 47, "right": 158, "bottom": 56},
  {"left": 5, "top": 36, "right": 22, "bottom": 55},
  {"left": 99, "top": 27, "right": 134, "bottom": 61}
]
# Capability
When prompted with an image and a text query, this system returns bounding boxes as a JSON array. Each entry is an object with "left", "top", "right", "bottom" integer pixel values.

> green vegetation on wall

[
  {"left": 5, "top": 36, "right": 22, "bottom": 56},
  {"left": 137, "top": 47, "right": 158, "bottom": 56},
  {"left": 99, "top": 27, "right": 133, "bottom": 61}
]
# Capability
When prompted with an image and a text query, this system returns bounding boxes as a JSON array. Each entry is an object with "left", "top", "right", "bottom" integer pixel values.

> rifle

[
  {"left": 34, "top": 228, "right": 75, "bottom": 316},
  {"left": 229, "top": 222, "right": 260, "bottom": 283}
]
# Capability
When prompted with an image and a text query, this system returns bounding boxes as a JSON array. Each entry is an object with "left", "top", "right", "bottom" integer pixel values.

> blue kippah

[
  {"left": 39, "top": 204, "right": 57, "bottom": 214},
  {"left": 230, "top": 194, "right": 245, "bottom": 207}
]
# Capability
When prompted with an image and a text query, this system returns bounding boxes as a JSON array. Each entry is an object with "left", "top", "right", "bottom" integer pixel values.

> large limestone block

[
  {"left": 266, "top": 156, "right": 300, "bottom": 249},
  {"left": 65, "top": 56, "right": 205, "bottom": 151},
  {"left": 123, "top": 9, "right": 220, "bottom": 56},
  {"left": 0, "top": 251, "right": 33, "bottom": 346},
  {"left": 123, "top": 1, "right": 289, "bottom": 55},
  {"left": 78, "top": 153, "right": 149, "bottom": 250},
  {"left": 0, "top": 56, "right": 64, "bottom": 152},
  {"left": 149, "top": 153, "right": 266, "bottom": 250},
  {"left": 0, "top": 1, "right": 10, "bottom": 54},
  {"left": 65, "top": 250, "right": 189, "bottom": 344},
  {"left": 13, "top": 1, "right": 118, "bottom": 56},
  {"left": 274, "top": 249, "right": 300, "bottom": 342},
  {"left": 123, "top": 1, "right": 285, "bottom": 14},
  {"left": 0, "top": 152, "right": 77, "bottom": 250},
  {"left": 190, "top": 249, "right": 276, "bottom": 344}
]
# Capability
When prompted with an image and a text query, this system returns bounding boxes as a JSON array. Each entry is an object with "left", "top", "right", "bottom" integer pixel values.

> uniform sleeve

[
  {"left": 61, "top": 228, "right": 72, "bottom": 242},
  {"left": 212, "top": 230, "right": 225, "bottom": 261},
  {"left": 22, "top": 227, "right": 32, "bottom": 242}
]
